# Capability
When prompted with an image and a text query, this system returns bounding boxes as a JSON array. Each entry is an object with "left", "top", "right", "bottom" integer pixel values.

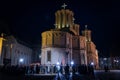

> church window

[{"left": 47, "top": 50, "right": 51, "bottom": 62}]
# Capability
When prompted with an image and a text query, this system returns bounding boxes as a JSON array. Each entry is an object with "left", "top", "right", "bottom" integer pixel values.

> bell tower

[{"left": 82, "top": 25, "right": 91, "bottom": 42}]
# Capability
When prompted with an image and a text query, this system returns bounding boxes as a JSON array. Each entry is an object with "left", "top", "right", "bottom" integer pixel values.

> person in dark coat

[
  {"left": 72, "top": 65, "right": 76, "bottom": 75},
  {"left": 64, "top": 64, "right": 69, "bottom": 75}
]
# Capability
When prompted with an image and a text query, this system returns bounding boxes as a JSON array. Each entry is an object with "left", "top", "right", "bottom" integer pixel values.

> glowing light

[
  {"left": 57, "top": 62, "right": 60, "bottom": 65},
  {"left": 114, "top": 60, "right": 119, "bottom": 63},
  {"left": 71, "top": 61, "right": 74, "bottom": 65},
  {"left": 103, "top": 58, "right": 107, "bottom": 60},
  {"left": 62, "top": 25, "right": 64, "bottom": 28},
  {"left": 39, "top": 54, "right": 41, "bottom": 58},
  {"left": 0, "top": 38, "right": 3, "bottom": 57},
  {"left": 91, "top": 62, "right": 94, "bottom": 65},
  {"left": 116, "top": 60, "right": 119, "bottom": 63},
  {"left": 66, "top": 24, "right": 69, "bottom": 27},
  {"left": 19, "top": 58, "right": 24, "bottom": 63},
  {"left": 114, "top": 60, "right": 116, "bottom": 62},
  {"left": 56, "top": 62, "right": 60, "bottom": 71}
]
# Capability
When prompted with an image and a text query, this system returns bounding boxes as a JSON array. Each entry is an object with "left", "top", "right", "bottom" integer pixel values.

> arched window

[{"left": 47, "top": 50, "right": 51, "bottom": 62}]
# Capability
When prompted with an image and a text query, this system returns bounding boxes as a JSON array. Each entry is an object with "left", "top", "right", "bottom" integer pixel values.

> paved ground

[
  {"left": 1, "top": 70, "right": 120, "bottom": 80},
  {"left": 0, "top": 73, "right": 24, "bottom": 80},
  {"left": 94, "top": 70, "right": 120, "bottom": 80},
  {"left": 25, "top": 73, "right": 94, "bottom": 80}
]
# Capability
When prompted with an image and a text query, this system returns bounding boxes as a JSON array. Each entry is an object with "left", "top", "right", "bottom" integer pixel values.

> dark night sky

[{"left": 0, "top": 0, "right": 119, "bottom": 57}]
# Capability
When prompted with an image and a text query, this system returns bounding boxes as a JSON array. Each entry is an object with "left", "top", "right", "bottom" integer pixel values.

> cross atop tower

[
  {"left": 61, "top": 3, "right": 67, "bottom": 9},
  {"left": 85, "top": 25, "right": 88, "bottom": 30},
  {"left": 73, "top": 18, "right": 75, "bottom": 24},
  {"left": 73, "top": 18, "right": 75, "bottom": 21}
]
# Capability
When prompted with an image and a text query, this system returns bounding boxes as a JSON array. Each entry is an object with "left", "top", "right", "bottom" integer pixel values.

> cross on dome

[{"left": 61, "top": 3, "right": 67, "bottom": 9}]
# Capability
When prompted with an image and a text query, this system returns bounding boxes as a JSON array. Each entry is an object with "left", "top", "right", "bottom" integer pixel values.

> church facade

[{"left": 41, "top": 4, "right": 99, "bottom": 68}]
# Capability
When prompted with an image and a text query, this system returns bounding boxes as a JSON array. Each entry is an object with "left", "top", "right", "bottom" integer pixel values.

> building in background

[
  {"left": 1, "top": 35, "right": 33, "bottom": 66},
  {"left": 110, "top": 56, "right": 120, "bottom": 69},
  {"left": 99, "top": 57, "right": 111, "bottom": 69},
  {"left": 41, "top": 4, "right": 99, "bottom": 68},
  {"left": 99, "top": 57, "right": 120, "bottom": 69}
]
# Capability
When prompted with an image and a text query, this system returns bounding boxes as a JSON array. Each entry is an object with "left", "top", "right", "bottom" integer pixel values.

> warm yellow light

[{"left": 0, "top": 38, "right": 3, "bottom": 57}]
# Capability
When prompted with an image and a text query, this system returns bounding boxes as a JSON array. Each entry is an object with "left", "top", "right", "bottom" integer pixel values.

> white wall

[{"left": 41, "top": 48, "right": 68, "bottom": 65}]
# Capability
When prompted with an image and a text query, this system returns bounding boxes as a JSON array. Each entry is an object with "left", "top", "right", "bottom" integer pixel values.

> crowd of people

[
  {"left": 0, "top": 65, "right": 26, "bottom": 75},
  {"left": 0, "top": 64, "right": 94, "bottom": 76}
]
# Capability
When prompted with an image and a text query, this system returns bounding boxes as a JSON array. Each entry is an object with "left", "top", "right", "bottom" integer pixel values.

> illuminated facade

[
  {"left": 0, "top": 36, "right": 4, "bottom": 65},
  {"left": 82, "top": 27, "right": 99, "bottom": 68},
  {"left": 0, "top": 35, "right": 32, "bottom": 66},
  {"left": 41, "top": 4, "right": 99, "bottom": 68}
]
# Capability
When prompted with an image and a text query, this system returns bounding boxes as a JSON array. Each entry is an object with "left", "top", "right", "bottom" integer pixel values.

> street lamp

[
  {"left": 71, "top": 61, "right": 74, "bottom": 66},
  {"left": 19, "top": 58, "right": 24, "bottom": 65},
  {"left": 70, "top": 61, "right": 74, "bottom": 75},
  {"left": 39, "top": 54, "right": 41, "bottom": 63},
  {"left": 56, "top": 62, "right": 60, "bottom": 71},
  {"left": 91, "top": 62, "right": 94, "bottom": 66},
  {"left": 116, "top": 60, "right": 119, "bottom": 63},
  {"left": 57, "top": 62, "right": 60, "bottom": 65},
  {"left": 56, "top": 62, "right": 60, "bottom": 79},
  {"left": 39, "top": 54, "right": 41, "bottom": 58},
  {"left": 103, "top": 58, "right": 107, "bottom": 60}
]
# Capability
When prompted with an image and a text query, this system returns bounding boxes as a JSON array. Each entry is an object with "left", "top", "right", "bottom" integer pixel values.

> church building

[{"left": 41, "top": 4, "right": 99, "bottom": 68}]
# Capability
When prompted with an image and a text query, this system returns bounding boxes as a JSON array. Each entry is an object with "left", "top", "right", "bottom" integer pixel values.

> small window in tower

[{"left": 47, "top": 50, "right": 51, "bottom": 62}]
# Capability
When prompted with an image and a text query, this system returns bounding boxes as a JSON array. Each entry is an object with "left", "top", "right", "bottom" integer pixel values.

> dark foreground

[
  {"left": 0, "top": 70, "right": 120, "bottom": 80},
  {"left": 94, "top": 70, "right": 120, "bottom": 80},
  {"left": 0, "top": 73, "right": 94, "bottom": 80}
]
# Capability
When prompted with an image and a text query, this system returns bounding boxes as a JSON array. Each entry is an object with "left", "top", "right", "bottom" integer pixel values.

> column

[
  {"left": 58, "top": 11, "right": 61, "bottom": 29},
  {"left": 62, "top": 10, "right": 65, "bottom": 28}
]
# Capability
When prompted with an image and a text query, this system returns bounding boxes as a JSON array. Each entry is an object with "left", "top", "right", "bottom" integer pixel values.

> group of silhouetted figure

[
  {"left": 0, "top": 64, "right": 95, "bottom": 77},
  {"left": 24, "top": 64, "right": 94, "bottom": 76},
  {"left": 0, "top": 65, "right": 26, "bottom": 75},
  {"left": 104, "top": 65, "right": 110, "bottom": 72}
]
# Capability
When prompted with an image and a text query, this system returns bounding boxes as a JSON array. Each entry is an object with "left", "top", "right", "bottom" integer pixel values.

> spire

[
  {"left": 73, "top": 18, "right": 75, "bottom": 24},
  {"left": 84, "top": 25, "right": 91, "bottom": 41},
  {"left": 61, "top": 3, "right": 67, "bottom": 9},
  {"left": 85, "top": 25, "right": 88, "bottom": 30}
]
